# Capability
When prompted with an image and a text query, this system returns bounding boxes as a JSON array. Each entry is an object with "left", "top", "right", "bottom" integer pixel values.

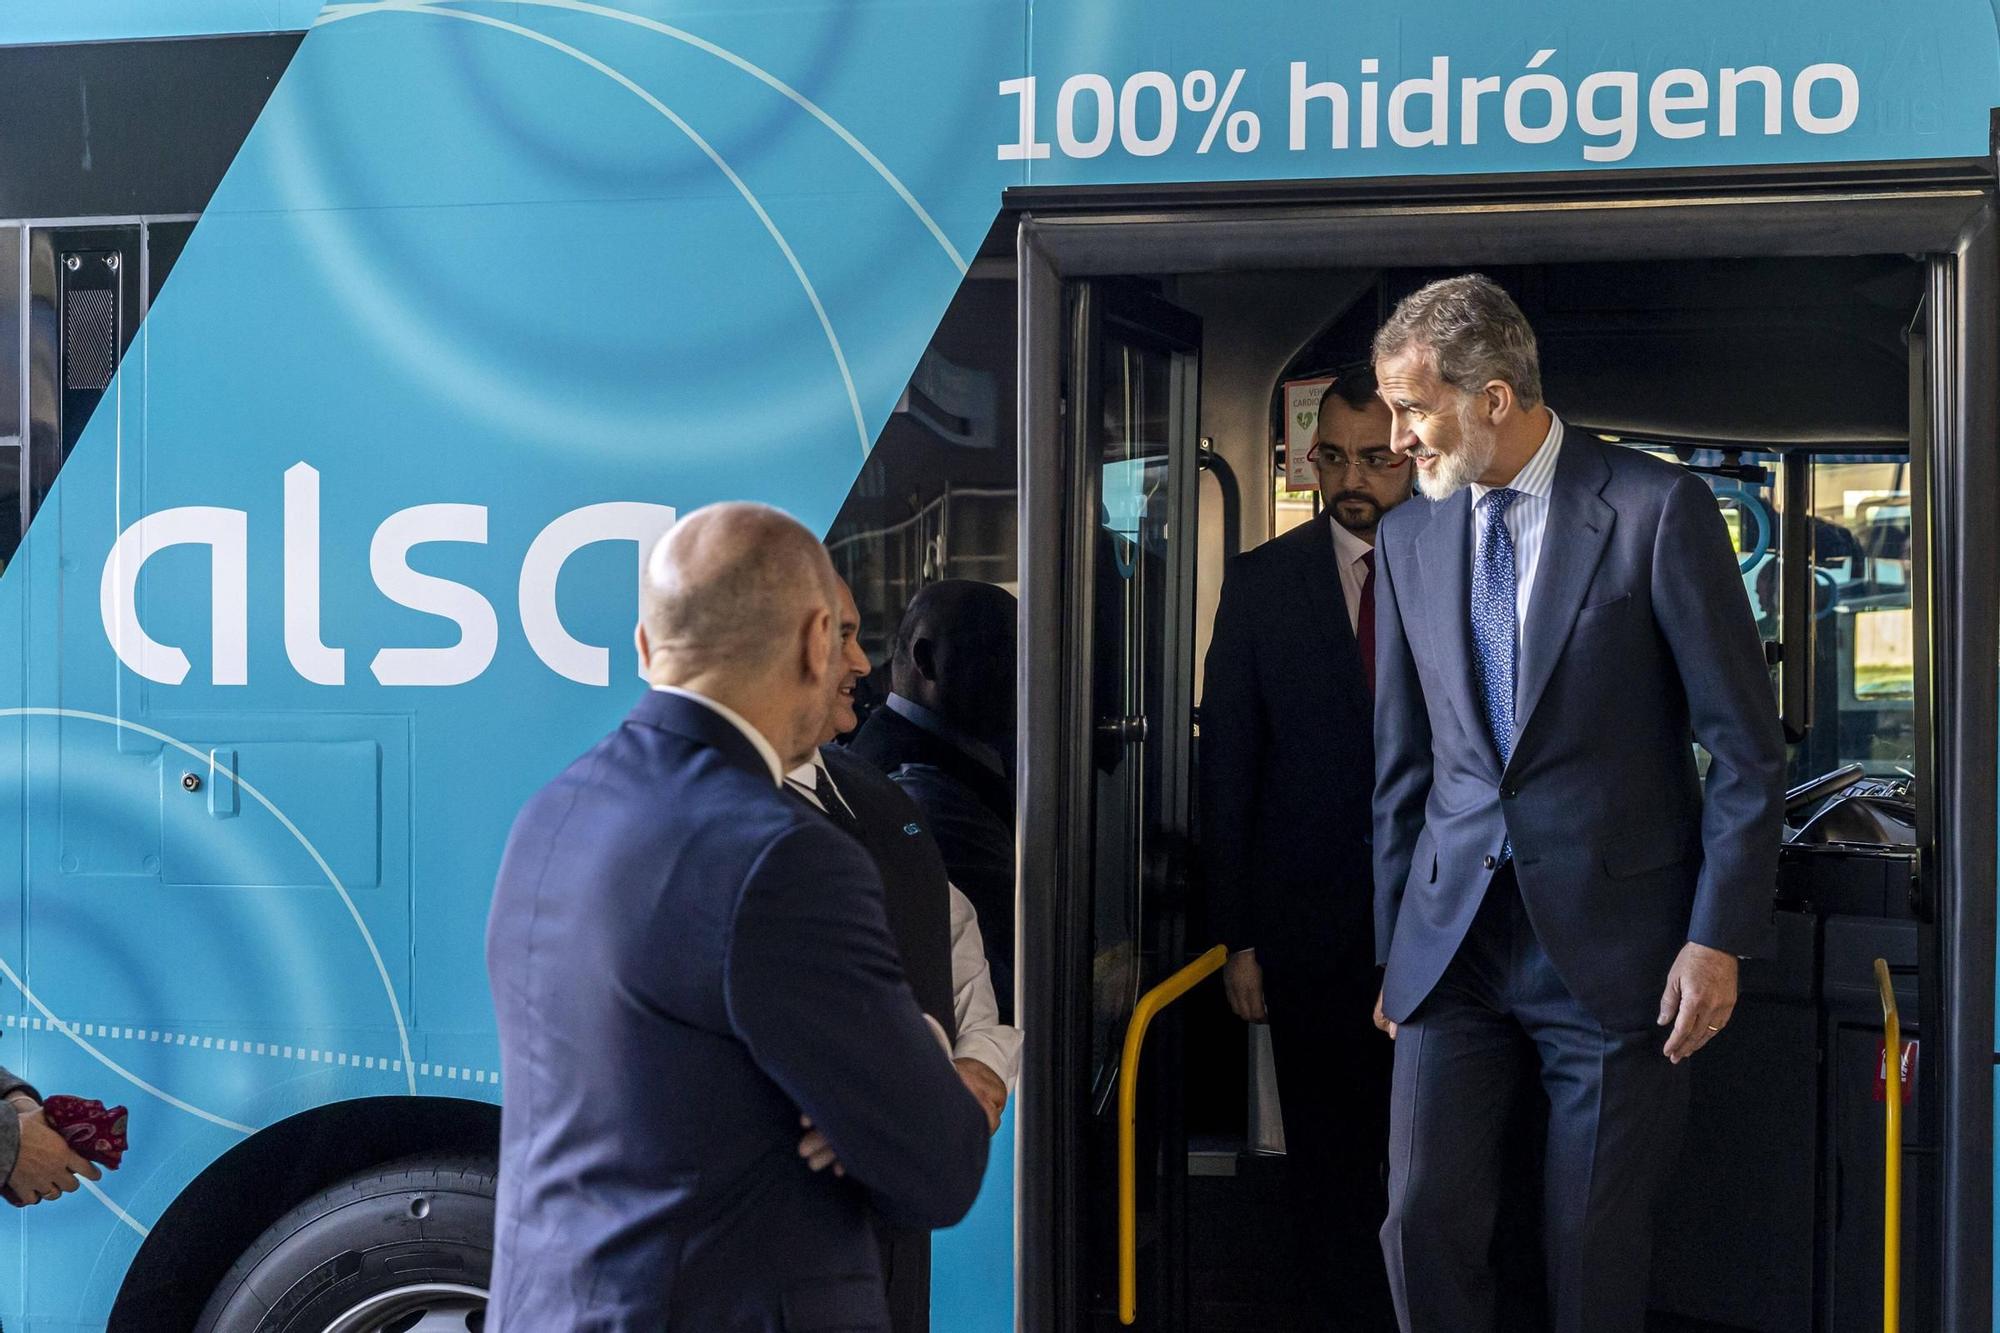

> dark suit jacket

[
  {"left": 486, "top": 691, "right": 988, "bottom": 1333},
  {"left": 1198, "top": 516, "right": 1377, "bottom": 975},
  {"left": 818, "top": 745, "right": 957, "bottom": 1043},
  {"left": 850, "top": 705, "right": 1016, "bottom": 1022},
  {"left": 1373, "top": 434, "right": 1787, "bottom": 1030}
]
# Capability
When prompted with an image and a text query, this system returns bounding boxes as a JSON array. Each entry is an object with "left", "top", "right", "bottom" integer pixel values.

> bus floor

[{"left": 1180, "top": 1146, "right": 1766, "bottom": 1333}]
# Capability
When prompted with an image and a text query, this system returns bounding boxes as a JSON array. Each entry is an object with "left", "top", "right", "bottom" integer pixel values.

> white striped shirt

[{"left": 1469, "top": 411, "right": 1565, "bottom": 643}]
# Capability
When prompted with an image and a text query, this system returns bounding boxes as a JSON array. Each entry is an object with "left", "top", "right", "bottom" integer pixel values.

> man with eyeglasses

[{"left": 1199, "top": 363, "right": 1412, "bottom": 1328}]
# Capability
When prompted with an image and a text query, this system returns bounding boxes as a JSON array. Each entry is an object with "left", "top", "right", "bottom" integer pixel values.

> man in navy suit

[
  {"left": 486, "top": 502, "right": 989, "bottom": 1333},
  {"left": 1368, "top": 276, "right": 1786, "bottom": 1332},
  {"left": 848, "top": 580, "right": 1018, "bottom": 1021},
  {"left": 1199, "top": 364, "right": 1410, "bottom": 1327},
  {"left": 788, "top": 574, "right": 1019, "bottom": 1333}
]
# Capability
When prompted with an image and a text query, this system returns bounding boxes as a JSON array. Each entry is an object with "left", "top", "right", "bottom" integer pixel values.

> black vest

[{"left": 811, "top": 746, "right": 957, "bottom": 1044}]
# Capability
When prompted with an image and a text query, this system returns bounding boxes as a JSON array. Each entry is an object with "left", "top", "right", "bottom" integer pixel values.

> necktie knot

[
  {"left": 1360, "top": 549, "right": 1375, "bottom": 575},
  {"left": 1480, "top": 487, "right": 1522, "bottom": 524}
]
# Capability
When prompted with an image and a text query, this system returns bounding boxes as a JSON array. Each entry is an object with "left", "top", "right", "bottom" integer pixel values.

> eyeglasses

[{"left": 1305, "top": 444, "right": 1407, "bottom": 473}]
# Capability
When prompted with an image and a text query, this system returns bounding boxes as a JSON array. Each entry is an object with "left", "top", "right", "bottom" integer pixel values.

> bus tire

[{"left": 192, "top": 1153, "right": 495, "bottom": 1333}]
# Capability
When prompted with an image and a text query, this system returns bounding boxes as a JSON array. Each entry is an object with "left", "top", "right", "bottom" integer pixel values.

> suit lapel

[
  {"left": 1512, "top": 436, "right": 1615, "bottom": 750},
  {"left": 1414, "top": 489, "right": 1499, "bottom": 775}
]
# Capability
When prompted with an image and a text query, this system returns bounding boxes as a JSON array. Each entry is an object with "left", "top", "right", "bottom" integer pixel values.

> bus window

[
  {"left": 0, "top": 225, "right": 19, "bottom": 573},
  {"left": 1812, "top": 458, "right": 1916, "bottom": 775},
  {"left": 827, "top": 274, "right": 1018, "bottom": 694}
]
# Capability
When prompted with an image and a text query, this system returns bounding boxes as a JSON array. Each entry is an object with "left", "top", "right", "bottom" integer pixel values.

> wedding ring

[{"left": 1705, "top": 1024, "right": 1722, "bottom": 1033}]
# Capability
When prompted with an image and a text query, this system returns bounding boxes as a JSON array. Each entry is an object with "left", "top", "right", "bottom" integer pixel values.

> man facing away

[
  {"left": 1199, "top": 363, "right": 1411, "bottom": 1327},
  {"left": 1368, "top": 275, "right": 1786, "bottom": 1332},
  {"left": 848, "top": 580, "right": 1018, "bottom": 1022},
  {"left": 485, "top": 502, "right": 988, "bottom": 1333},
  {"left": 786, "top": 573, "right": 1020, "bottom": 1333}
]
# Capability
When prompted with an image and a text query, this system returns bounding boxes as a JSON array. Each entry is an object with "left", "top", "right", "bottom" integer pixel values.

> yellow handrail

[
  {"left": 1118, "top": 943, "right": 1228, "bottom": 1326},
  {"left": 1873, "top": 957, "right": 1901, "bottom": 1333}
]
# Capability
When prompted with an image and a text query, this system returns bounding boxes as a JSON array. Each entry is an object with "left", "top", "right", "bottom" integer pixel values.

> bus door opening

[{"left": 1021, "top": 226, "right": 1970, "bottom": 1333}]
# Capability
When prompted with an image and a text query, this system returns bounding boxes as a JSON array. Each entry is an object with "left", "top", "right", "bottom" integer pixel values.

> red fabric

[
  {"left": 1359, "top": 550, "right": 1377, "bottom": 696},
  {"left": 39, "top": 1095, "right": 126, "bottom": 1169}
]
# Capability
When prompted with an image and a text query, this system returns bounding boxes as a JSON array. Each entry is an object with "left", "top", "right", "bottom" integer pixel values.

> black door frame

[{"left": 1016, "top": 160, "right": 1999, "bottom": 1333}]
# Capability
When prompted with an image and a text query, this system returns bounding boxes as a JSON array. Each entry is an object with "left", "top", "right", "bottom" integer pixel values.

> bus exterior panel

[{"left": 0, "top": 1, "right": 1992, "bottom": 1329}]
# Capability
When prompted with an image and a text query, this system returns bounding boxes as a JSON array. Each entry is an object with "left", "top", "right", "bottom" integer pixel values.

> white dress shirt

[
  {"left": 787, "top": 754, "right": 1024, "bottom": 1088},
  {"left": 1327, "top": 515, "right": 1375, "bottom": 636},
  {"left": 651, "top": 684, "right": 784, "bottom": 786},
  {"left": 1469, "top": 411, "right": 1565, "bottom": 641}
]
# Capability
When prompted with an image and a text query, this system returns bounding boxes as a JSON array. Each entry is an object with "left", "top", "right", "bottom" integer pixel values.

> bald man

[{"left": 485, "top": 502, "right": 990, "bottom": 1333}]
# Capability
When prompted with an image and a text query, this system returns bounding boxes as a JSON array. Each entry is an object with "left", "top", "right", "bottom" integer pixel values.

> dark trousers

[
  {"left": 1380, "top": 872, "right": 1689, "bottom": 1333},
  {"left": 876, "top": 1223, "right": 929, "bottom": 1333},
  {"left": 1265, "top": 956, "right": 1398, "bottom": 1330}
]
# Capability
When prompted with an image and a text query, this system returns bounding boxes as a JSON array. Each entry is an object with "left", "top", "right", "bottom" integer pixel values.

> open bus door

[
  {"left": 1019, "top": 177, "right": 1998, "bottom": 1333},
  {"left": 1022, "top": 277, "right": 1204, "bottom": 1332}
]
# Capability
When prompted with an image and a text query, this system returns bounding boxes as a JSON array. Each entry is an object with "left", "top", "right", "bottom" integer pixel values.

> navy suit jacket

[
  {"left": 849, "top": 705, "right": 1016, "bottom": 1023},
  {"left": 1373, "top": 434, "right": 1787, "bottom": 1030},
  {"left": 1198, "top": 516, "right": 1376, "bottom": 975},
  {"left": 486, "top": 691, "right": 989, "bottom": 1333}
]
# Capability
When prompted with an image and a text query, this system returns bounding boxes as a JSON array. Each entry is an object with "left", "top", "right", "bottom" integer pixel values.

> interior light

[{"left": 1598, "top": 433, "right": 1622, "bottom": 443}]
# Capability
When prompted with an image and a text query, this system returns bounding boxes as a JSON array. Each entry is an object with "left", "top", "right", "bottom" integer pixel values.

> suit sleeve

[
  {"left": 1372, "top": 528, "right": 1433, "bottom": 967},
  {"left": 724, "top": 822, "right": 990, "bottom": 1230},
  {"left": 0, "top": 1064, "right": 37, "bottom": 1184},
  {"left": 1652, "top": 471, "right": 1788, "bottom": 957},
  {"left": 1197, "top": 557, "right": 1263, "bottom": 953}
]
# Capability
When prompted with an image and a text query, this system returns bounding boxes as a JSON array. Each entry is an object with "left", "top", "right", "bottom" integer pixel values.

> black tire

[{"left": 193, "top": 1154, "right": 494, "bottom": 1333}]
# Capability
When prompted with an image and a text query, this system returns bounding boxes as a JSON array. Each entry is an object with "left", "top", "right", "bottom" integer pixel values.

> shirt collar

[
  {"left": 785, "top": 751, "right": 830, "bottom": 790},
  {"left": 885, "top": 692, "right": 1007, "bottom": 777},
  {"left": 650, "top": 684, "right": 786, "bottom": 786},
  {"left": 1471, "top": 410, "right": 1564, "bottom": 507},
  {"left": 1327, "top": 513, "right": 1375, "bottom": 568}
]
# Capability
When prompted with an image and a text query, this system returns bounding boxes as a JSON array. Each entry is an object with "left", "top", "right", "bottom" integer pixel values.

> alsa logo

[{"left": 99, "top": 463, "right": 674, "bottom": 688}]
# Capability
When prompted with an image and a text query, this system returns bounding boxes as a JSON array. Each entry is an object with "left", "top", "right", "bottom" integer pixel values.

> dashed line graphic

[{"left": 2, "top": 1014, "right": 499, "bottom": 1088}]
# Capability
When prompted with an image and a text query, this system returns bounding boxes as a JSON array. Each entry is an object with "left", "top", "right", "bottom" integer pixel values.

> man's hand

[
  {"left": 955, "top": 1058, "right": 1007, "bottom": 1135},
  {"left": 797, "top": 1115, "right": 844, "bottom": 1177},
  {"left": 1223, "top": 950, "right": 1267, "bottom": 1024},
  {"left": 6, "top": 1109, "right": 98, "bottom": 1206},
  {"left": 1372, "top": 988, "right": 1398, "bottom": 1041},
  {"left": 1658, "top": 942, "right": 1739, "bottom": 1064}
]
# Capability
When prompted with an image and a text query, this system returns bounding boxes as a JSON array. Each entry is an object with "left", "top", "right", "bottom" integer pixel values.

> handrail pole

[
  {"left": 1874, "top": 957, "right": 1901, "bottom": 1333},
  {"left": 1118, "top": 944, "right": 1228, "bottom": 1326}
]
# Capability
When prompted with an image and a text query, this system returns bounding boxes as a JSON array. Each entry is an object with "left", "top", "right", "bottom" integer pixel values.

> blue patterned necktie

[{"left": 1472, "top": 488, "right": 1522, "bottom": 766}]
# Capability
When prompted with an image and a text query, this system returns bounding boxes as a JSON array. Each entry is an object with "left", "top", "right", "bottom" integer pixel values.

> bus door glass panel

[
  {"left": 1066, "top": 280, "right": 1199, "bottom": 1328},
  {"left": 1083, "top": 293, "right": 1199, "bottom": 1098}
]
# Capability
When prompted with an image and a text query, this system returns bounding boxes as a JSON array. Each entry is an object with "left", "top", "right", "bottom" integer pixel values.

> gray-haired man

[{"left": 1367, "top": 275, "right": 1785, "bottom": 1332}]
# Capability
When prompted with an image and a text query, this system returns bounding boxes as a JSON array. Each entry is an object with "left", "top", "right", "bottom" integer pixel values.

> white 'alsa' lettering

[
  {"left": 100, "top": 506, "right": 249, "bottom": 686},
  {"left": 518, "top": 502, "right": 676, "bottom": 686},
  {"left": 368, "top": 503, "right": 497, "bottom": 687},
  {"left": 99, "top": 468, "right": 679, "bottom": 687}
]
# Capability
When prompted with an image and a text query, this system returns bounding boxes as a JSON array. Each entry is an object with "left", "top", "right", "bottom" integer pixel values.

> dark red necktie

[{"left": 1358, "top": 550, "right": 1377, "bottom": 696}]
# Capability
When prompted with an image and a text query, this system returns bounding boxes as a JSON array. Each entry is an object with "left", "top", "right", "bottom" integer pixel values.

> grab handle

[
  {"left": 1118, "top": 944, "right": 1228, "bottom": 1325},
  {"left": 1873, "top": 957, "right": 1901, "bottom": 1333}
]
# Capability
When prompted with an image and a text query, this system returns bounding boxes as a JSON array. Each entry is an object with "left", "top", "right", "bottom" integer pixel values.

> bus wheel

[{"left": 193, "top": 1154, "right": 495, "bottom": 1333}]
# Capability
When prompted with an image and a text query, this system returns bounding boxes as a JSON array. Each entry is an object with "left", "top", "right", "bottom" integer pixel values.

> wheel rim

[{"left": 320, "top": 1282, "right": 486, "bottom": 1333}]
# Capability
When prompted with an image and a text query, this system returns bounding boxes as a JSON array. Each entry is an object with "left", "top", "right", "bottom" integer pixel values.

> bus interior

[{"left": 831, "top": 170, "right": 1998, "bottom": 1332}]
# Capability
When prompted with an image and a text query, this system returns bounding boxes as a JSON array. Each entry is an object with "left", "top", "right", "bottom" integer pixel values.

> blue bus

[{"left": 0, "top": 1, "right": 1994, "bottom": 1329}]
